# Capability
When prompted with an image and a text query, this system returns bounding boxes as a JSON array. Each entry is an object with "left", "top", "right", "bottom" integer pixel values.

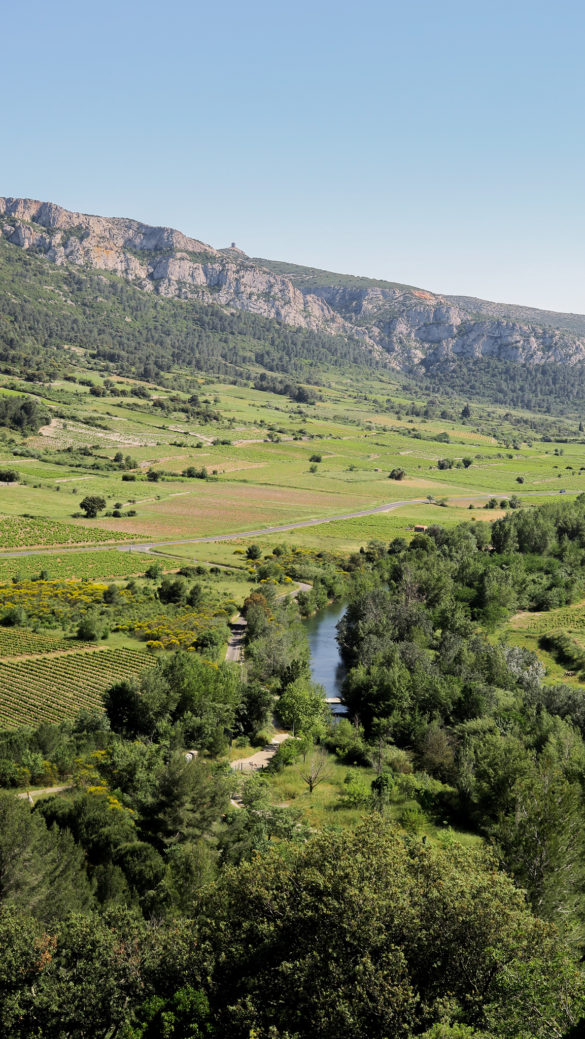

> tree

[
  {"left": 0, "top": 793, "right": 93, "bottom": 922},
  {"left": 79, "top": 495, "right": 106, "bottom": 518},
  {"left": 158, "top": 576, "right": 187, "bottom": 605},
  {"left": 76, "top": 612, "right": 103, "bottom": 641},
  {"left": 196, "top": 819, "right": 584, "bottom": 1039},
  {"left": 145, "top": 562, "right": 163, "bottom": 580},
  {"left": 297, "top": 748, "right": 331, "bottom": 794},
  {"left": 389, "top": 467, "right": 406, "bottom": 480},
  {"left": 246, "top": 544, "right": 261, "bottom": 560},
  {"left": 492, "top": 761, "right": 585, "bottom": 939},
  {"left": 277, "top": 678, "right": 328, "bottom": 736}
]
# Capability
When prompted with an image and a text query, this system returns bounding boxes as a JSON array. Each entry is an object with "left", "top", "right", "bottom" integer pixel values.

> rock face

[
  {"left": 2, "top": 195, "right": 585, "bottom": 369},
  {"left": 279, "top": 280, "right": 585, "bottom": 366},
  {"left": 0, "top": 197, "right": 355, "bottom": 341}
]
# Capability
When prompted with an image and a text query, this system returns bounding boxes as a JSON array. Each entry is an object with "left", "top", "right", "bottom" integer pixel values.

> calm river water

[{"left": 304, "top": 600, "right": 347, "bottom": 709}]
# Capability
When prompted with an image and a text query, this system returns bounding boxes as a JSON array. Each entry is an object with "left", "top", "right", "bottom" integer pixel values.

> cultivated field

[
  {"left": 0, "top": 647, "right": 154, "bottom": 728},
  {"left": 1, "top": 359, "right": 585, "bottom": 728}
]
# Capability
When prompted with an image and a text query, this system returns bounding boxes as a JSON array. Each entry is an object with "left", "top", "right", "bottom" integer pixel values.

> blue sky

[{"left": 3, "top": 0, "right": 585, "bottom": 312}]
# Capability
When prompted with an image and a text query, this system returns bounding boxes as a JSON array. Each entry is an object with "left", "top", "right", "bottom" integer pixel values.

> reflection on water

[{"left": 304, "top": 601, "right": 347, "bottom": 709}]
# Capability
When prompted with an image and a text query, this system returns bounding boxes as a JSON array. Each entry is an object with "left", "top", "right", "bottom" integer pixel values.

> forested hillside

[{"left": 0, "top": 238, "right": 372, "bottom": 384}]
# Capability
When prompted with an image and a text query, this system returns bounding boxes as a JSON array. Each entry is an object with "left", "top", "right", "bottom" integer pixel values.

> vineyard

[
  {"left": 0, "top": 549, "right": 156, "bottom": 583},
  {"left": 0, "top": 626, "right": 79, "bottom": 656},
  {"left": 521, "top": 603, "right": 585, "bottom": 636},
  {"left": 0, "top": 515, "right": 138, "bottom": 550},
  {"left": 0, "top": 647, "right": 155, "bottom": 729}
]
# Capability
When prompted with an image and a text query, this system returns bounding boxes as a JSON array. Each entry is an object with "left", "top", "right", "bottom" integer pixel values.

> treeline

[
  {"left": 418, "top": 356, "right": 585, "bottom": 414},
  {"left": 253, "top": 373, "right": 319, "bottom": 403}
]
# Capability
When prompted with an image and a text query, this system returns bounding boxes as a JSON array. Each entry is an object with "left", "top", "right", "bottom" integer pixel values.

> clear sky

[{"left": 3, "top": 0, "right": 585, "bottom": 312}]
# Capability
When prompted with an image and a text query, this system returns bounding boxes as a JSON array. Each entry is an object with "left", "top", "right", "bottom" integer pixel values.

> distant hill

[{"left": 4, "top": 196, "right": 585, "bottom": 408}]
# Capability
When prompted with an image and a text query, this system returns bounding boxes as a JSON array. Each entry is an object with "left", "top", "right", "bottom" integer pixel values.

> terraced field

[{"left": 0, "top": 647, "right": 154, "bottom": 728}]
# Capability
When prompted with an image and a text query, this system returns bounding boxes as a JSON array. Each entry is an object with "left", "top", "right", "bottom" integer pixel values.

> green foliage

[
  {"left": 79, "top": 494, "right": 106, "bottom": 518},
  {"left": 276, "top": 677, "right": 328, "bottom": 735},
  {"left": 0, "top": 793, "right": 93, "bottom": 921},
  {"left": 196, "top": 819, "right": 584, "bottom": 1038},
  {"left": 0, "top": 394, "right": 49, "bottom": 434},
  {"left": 104, "top": 651, "right": 242, "bottom": 749}
]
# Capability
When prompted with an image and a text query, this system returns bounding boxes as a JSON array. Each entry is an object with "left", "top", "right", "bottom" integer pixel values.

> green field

[{"left": 1, "top": 357, "right": 585, "bottom": 729}]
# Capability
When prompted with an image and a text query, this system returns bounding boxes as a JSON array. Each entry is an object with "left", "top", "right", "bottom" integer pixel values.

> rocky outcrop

[
  {"left": 3, "top": 195, "right": 585, "bottom": 369},
  {"left": 281, "top": 276, "right": 585, "bottom": 367},
  {"left": 0, "top": 197, "right": 361, "bottom": 340}
]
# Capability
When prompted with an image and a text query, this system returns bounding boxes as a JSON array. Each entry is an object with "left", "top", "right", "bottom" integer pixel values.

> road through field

[{"left": 0, "top": 490, "right": 572, "bottom": 559}]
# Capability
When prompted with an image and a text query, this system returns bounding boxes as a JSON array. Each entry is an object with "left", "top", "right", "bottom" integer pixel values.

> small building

[{"left": 414, "top": 524, "right": 428, "bottom": 533}]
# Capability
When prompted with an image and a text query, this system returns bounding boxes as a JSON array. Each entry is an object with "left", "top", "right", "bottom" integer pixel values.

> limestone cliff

[
  {"left": 0, "top": 197, "right": 359, "bottom": 342},
  {"left": 3, "top": 196, "right": 585, "bottom": 369}
]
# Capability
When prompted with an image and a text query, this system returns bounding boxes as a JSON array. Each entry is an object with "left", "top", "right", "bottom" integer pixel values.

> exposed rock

[{"left": 3, "top": 195, "right": 585, "bottom": 369}]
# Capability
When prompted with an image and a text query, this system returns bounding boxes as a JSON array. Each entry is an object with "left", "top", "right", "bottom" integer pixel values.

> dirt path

[
  {"left": 17, "top": 784, "right": 72, "bottom": 802},
  {"left": 226, "top": 615, "right": 246, "bottom": 662},
  {"left": 230, "top": 733, "right": 291, "bottom": 773}
]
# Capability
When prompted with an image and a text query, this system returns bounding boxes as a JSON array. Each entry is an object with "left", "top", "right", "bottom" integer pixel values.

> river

[{"left": 304, "top": 600, "right": 348, "bottom": 713}]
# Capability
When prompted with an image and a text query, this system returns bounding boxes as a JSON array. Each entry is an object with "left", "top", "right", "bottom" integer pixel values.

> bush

[
  {"left": 268, "top": 739, "right": 302, "bottom": 771},
  {"left": 77, "top": 614, "right": 103, "bottom": 641},
  {"left": 2, "top": 606, "right": 27, "bottom": 627},
  {"left": 0, "top": 469, "right": 18, "bottom": 482}
]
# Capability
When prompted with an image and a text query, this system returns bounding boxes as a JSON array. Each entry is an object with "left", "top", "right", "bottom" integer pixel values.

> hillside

[
  {"left": 4, "top": 197, "right": 585, "bottom": 408},
  {"left": 258, "top": 256, "right": 585, "bottom": 366}
]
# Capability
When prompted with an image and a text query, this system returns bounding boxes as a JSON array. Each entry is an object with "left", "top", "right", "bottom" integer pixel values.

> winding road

[{"left": 0, "top": 491, "right": 551, "bottom": 560}]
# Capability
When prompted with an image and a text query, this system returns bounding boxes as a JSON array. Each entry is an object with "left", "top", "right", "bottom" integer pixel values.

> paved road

[{"left": 0, "top": 490, "right": 572, "bottom": 560}]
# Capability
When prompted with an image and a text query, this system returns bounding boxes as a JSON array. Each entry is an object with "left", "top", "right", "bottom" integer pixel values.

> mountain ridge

[{"left": 3, "top": 195, "right": 585, "bottom": 370}]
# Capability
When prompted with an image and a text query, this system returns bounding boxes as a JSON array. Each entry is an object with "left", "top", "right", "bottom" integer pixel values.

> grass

[{"left": 256, "top": 750, "right": 482, "bottom": 847}]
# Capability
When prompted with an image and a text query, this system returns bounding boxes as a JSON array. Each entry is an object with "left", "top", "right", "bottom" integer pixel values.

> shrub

[{"left": 76, "top": 613, "right": 103, "bottom": 641}]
